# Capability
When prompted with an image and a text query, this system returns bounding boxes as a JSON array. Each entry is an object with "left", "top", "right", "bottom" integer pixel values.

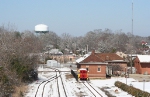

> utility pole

[{"left": 131, "top": 0, "right": 133, "bottom": 74}]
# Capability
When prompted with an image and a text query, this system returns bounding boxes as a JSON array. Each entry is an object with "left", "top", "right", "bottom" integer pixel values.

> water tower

[{"left": 35, "top": 24, "right": 49, "bottom": 33}]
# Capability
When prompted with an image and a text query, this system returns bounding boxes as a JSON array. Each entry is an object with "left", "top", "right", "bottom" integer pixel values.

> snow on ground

[
  {"left": 91, "top": 78, "right": 134, "bottom": 97},
  {"left": 25, "top": 64, "right": 150, "bottom": 97}
]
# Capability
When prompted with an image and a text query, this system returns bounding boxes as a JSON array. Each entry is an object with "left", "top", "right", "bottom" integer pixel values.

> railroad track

[
  {"left": 82, "top": 81, "right": 103, "bottom": 97},
  {"left": 34, "top": 75, "right": 58, "bottom": 97},
  {"left": 35, "top": 67, "right": 67, "bottom": 97},
  {"left": 48, "top": 68, "right": 67, "bottom": 97},
  {"left": 35, "top": 68, "right": 59, "bottom": 97},
  {"left": 56, "top": 69, "right": 67, "bottom": 97}
]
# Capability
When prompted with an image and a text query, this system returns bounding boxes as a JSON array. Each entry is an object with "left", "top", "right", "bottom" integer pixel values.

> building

[
  {"left": 76, "top": 50, "right": 107, "bottom": 78},
  {"left": 45, "top": 49, "right": 76, "bottom": 63},
  {"left": 76, "top": 50, "right": 128, "bottom": 78},
  {"left": 95, "top": 53, "right": 128, "bottom": 75},
  {"left": 134, "top": 55, "right": 150, "bottom": 74},
  {"left": 47, "top": 60, "right": 60, "bottom": 67}
]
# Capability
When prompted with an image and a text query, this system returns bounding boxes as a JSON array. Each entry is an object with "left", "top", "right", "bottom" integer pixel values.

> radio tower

[
  {"left": 132, "top": 0, "right": 133, "bottom": 36},
  {"left": 131, "top": 0, "right": 133, "bottom": 74}
]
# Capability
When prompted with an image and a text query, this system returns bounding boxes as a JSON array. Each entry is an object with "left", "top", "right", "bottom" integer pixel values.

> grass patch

[{"left": 12, "top": 84, "right": 28, "bottom": 97}]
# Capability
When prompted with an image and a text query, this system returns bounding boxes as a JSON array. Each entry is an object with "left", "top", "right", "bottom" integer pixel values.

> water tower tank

[{"left": 35, "top": 24, "right": 49, "bottom": 33}]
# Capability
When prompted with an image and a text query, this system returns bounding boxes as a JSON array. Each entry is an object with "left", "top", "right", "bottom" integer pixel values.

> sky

[{"left": 0, "top": 0, "right": 150, "bottom": 37}]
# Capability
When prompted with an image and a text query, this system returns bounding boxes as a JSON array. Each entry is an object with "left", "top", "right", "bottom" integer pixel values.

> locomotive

[{"left": 78, "top": 68, "right": 89, "bottom": 80}]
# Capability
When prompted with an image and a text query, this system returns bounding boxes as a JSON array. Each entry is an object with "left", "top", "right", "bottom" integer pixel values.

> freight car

[{"left": 78, "top": 68, "right": 88, "bottom": 80}]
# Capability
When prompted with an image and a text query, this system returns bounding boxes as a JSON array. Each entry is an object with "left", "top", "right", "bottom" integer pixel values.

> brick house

[
  {"left": 134, "top": 55, "right": 150, "bottom": 74},
  {"left": 95, "top": 53, "right": 128, "bottom": 75},
  {"left": 76, "top": 50, "right": 107, "bottom": 78},
  {"left": 76, "top": 50, "right": 128, "bottom": 78}
]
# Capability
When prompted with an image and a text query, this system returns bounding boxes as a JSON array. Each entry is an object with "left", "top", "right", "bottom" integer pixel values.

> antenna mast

[
  {"left": 132, "top": 0, "right": 133, "bottom": 36},
  {"left": 131, "top": 0, "right": 133, "bottom": 74}
]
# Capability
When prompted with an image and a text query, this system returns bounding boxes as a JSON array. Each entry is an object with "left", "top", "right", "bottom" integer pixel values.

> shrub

[
  {"left": 10, "top": 56, "right": 38, "bottom": 82},
  {"left": 115, "top": 81, "right": 150, "bottom": 97}
]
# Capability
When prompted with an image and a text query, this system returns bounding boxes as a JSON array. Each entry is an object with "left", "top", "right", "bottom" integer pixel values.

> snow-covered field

[{"left": 25, "top": 64, "right": 150, "bottom": 97}]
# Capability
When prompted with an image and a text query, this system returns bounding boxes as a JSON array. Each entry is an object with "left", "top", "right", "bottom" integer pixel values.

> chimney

[{"left": 92, "top": 49, "right": 95, "bottom": 55}]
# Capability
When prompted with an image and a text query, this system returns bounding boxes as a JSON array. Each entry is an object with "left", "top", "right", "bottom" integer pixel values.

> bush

[
  {"left": 10, "top": 56, "right": 38, "bottom": 82},
  {"left": 115, "top": 81, "right": 150, "bottom": 97},
  {"left": 29, "top": 69, "right": 38, "bottom": 81}
]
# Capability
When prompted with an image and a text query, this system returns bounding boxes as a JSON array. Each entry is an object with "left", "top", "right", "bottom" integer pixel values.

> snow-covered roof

[
  {"left": 76, "top": 53, "right": 91, "bottom": 63},
  {"left": 137, "top": 55, "right": 150, "bottom": 63},
  {"left": 50, "top": 49, "right": 63, "bottom": 54},
  {"left": 78, "top": 68, "right": 87, "bottom": 70},
  {"left": 47, "top": 60, "right": 57, "bottom": 62}
]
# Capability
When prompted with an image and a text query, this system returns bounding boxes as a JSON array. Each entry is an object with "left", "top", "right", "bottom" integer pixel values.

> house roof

[
  {"left": 137, "top": 55, "right": 150, "bottom": 63},
  {"left": 80, "top": 51, "right": 105, "bottom": 63},
  {"left": 95, "top": 53, "right": 124, "bottom": 61},
  {"left": 106, "top": 60, "right": 128, "bottom": 63},
  {"left": 79, "top": 62, "right": 108, "bottom": 65},
  {"left": 76, "top": 53, "right": 91, "bottom": 63},
  {"left": 76, "top": 50, "right": 105, "bottom": 64},
  {"left": 48, "top": 49, "right": 63, "bottom": 55},
  {"left": 76, "top": 50, "right": 127, "bottom": 64}
]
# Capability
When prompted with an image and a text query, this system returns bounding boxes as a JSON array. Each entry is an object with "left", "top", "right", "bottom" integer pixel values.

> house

[
  {"left": 76, "top": 50, "right": 107, "bottom": 78},
  {"left": 76, "top": 50, "right": 128, "bottom": 78},
  {"left": 95, "top": 53, "right": 128, "bottom": 75},
  {"left": 51, "top": 54, "right": 76, "bottom": 64},
  {"left": 134, "top": 55, "right": 150, "bottom": 74},
  {"left": 44, "top": 49, "right": 76, "bottom": 63}
]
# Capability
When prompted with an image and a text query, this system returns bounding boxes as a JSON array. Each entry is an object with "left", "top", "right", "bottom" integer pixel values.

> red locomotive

[{"left": 78, "top": 68, "right": 88, "bottom": 80}]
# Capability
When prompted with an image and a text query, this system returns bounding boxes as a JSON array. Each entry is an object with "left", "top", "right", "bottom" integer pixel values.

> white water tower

[{"left": 35, "top": 24, "right": 49, "bottom": 33}]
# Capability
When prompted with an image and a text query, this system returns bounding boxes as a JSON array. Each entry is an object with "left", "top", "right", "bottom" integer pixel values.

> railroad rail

[
  {"left": 82, "top": 81, "right": 103, "bottom": 97},
  {"left": 35, "top": 67, "right": 67, "bottom": 97},
  {"left": 56, "top": 69, "right": 67, "bottom": 97},
  {"left": 34, "top": 75, "right": 58, "bottom": 97},
  {"left": 35, "top": 68, "right": 59, "bottom": 97}
]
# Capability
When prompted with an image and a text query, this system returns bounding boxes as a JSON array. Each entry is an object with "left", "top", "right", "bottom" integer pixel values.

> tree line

[{"left": 39, "top": 28, "right": 150, "bottom": 55}]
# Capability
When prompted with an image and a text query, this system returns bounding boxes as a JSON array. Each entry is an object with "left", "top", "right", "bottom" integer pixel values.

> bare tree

[
  {"left": 38, "top": 31, "right": 60, "bottom": 49},
  {"left": 59, "top": 33, "right": 73, "bottom": 53},
  {"left": 0, "top": 26, "right": 40, "bottom": 96}
]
